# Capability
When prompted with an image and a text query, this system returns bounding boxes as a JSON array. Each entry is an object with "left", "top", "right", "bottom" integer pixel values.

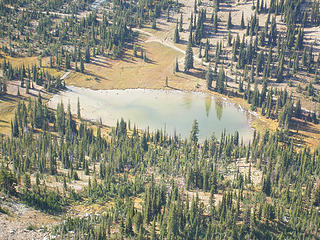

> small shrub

[
  {"left": 27, "top": 225, "right": 36, "bottom": 231},
  {"left": 0, "top": 206, "right": 10, "bottom": 215}
]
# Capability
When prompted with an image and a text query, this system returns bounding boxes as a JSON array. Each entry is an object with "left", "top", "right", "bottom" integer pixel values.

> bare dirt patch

[{"left": 0, "top": 196, "right": 58, "bottom": 240}]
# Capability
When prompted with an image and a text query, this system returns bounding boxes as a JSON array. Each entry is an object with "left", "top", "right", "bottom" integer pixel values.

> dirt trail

[
  {"left": 134, "top": 28, "right": 184, "bottom": 54},
  {"left": 133, "top": 28, "right": 206, "bottom": 67},
  {"left": 60, "top": 71, "right": 71, "bottom": 80}
]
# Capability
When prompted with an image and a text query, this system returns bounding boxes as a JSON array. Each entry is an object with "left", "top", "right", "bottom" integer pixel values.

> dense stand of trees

[
  {"left": 2, "top": 60, "right": 64, "bottom": 93},
  {"left": 0, "top": 94, "right": 319, "bottom": 239},
  {"left": 0, "top": 0, "right": 180, "bottom": 63},
  {"left": 184, "top": 0, "right": 319, "bottom": 103},
  {"left": 183, "top": 0, "right": 320, "bottom": 130}
]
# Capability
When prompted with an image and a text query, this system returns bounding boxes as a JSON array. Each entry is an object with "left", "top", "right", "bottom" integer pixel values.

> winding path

[
  {"left": 60, "top": 71, "right": 71, "bottom": 81},
  {"left": 133, "top": 28, "right": 206, "bottom": 66}
]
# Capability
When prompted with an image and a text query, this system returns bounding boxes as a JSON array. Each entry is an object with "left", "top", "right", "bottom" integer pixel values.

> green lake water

[{"left": 48, "top": 86, "right": 255, "bottom": 142}]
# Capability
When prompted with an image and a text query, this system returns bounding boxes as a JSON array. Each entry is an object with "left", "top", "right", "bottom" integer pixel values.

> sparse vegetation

[{"left": 0, "top": 206, "right": 10, "bottom": 215}]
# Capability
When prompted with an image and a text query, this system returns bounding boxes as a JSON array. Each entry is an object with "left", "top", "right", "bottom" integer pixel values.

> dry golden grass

[
  {"left": 1, "top": 52, "right": 65, "bottom": 79},
  {"left": 133, "top": 197, "right": 144, "bottom": 211},
  {"left": 65, "top": 41, "right": 184, "bottom": 90},
  {"left": 40, "top": 58, "right": 67, "bottom": 78},
  {"left": 0, "top": 95, "right": 18, "bottom": 135},
  {"left": 2, "top": 54, "right": 40, "bottom": 68},
  {"left": 290, "top": 118, "right": 320, "bottom": 150},
  {"left": 67, "top": 201, "right": 114, "bottom": 221},
  {"left": 235, "top": 98, "right": 278, "bottom": 133}
]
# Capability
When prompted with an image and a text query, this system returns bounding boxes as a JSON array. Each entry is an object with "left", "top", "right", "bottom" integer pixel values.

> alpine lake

[{"left": 49, "top": 86, "right": 256, "bottom": 143}]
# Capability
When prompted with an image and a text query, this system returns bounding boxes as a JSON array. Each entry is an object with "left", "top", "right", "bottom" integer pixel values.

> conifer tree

[
  {"left": 227, "top": 11, "right": 232, "bottom": 30},
  {"left": 227, "top": 31, "right": 232, "bottom": 46},
  {"left": 206, "top": 64, "right": 213, "bottom": 89},
  {"left": 66, "top": 54, "right": 71, "bottom": 69},
  {"left": 295, "top": 99, "right": 302, "bottom": 118},
  {"left": 194, "top": 0, "right": 198, "bottom": 13},
  {"left": 214, "top": 0, "right": 220, "bottom": 11},
  {"left": 133, "top": 44, "right": 137, "bottom": 57},
  {"left": 190, "top": 120, "right": 199, "bottom": 145},
  {"left": 199, "top": 42, "right": 203, "bottom": 58},
  {"left": 12, "top": 113, "right": 19, "bottom": 137},
  {"left": 85, "top": 46, "right": 90, "bottom": 63},
  {"left": 212, "top": 12, "right": 218, "bottom": 33},
  {"left": 216, "top": 67, "right": 225, "bottom": 93},
  {"left": 238, "top": 78, "right": 244, "bottom": 92},
  {"left": 295, "top": 28, "right": 304, "bottom": 50},
  {"left": 313, "top": 180, "right": 320, "bottom": 206},
  {"left": 152, "top": 18, "right": 156, "bottom": 29},
  {"left": 143, "top": 51, "right": 147, "bottom": 62},
  {"left": 80, "top": 58, "right": 84, "bottom": 73},
  {"left": 184, "top": 41, "right": 194, "bottom": 72},
  {"left": 311, "top": 1, "right": 320, "bottom": 25},
  {"left": 260, "top": 79, "right": 267, "bottom": 107},
  {"left": 256, "top": 51, "right": 264, "bottom": 75},
  {"left": 174, "top": 23, "right": 180, "bottom": 43},
  {"left": 167, "top": 204, "right": 178, "bottom": 238},
  {"left": 262, "top": 172, "right": 272, "bottom": 196},
  {"left": 276, "top": 55, "right": 284, "bottom": 83},
  {"left": 179, "top": 13, "right": 183, "bottom": 32},
  {"left": 241, "top": 12, "right": 245, "bottom": 29},
  {"left": 204, "top": 39, "right": 210, "bottom": 62},
  {"left": 23, "top": 173, "right": 31, "bottom": 190},
  {"left": 269, "top": 16, "right": 277, "bottom": 46},
  {"left": 0, "top": 167, "right": 17, "bottom": 195},
  {"left": 26, "top": 79, "right": 29, "bottom": 94},
  {"left": 77, "top": 97, "right": 81, "bottom": 120},
  {"left": 175, "top": 58, "right": 179, "bottom": 73},
  {"left": 151, "top": 218, "right": 156, "bottom": 240}
]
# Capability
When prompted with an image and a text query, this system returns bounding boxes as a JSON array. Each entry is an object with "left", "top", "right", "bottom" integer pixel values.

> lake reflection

[
  {"left": 215, "top": 99, "right": 223, "bottom": 121},
  {"left": 48, "top": 87, "right": 254, "bottom": 142}
]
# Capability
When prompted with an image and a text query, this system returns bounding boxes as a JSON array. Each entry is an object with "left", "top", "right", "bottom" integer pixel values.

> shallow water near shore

[{"left": 48, "top": 86, "right": 255, "bottom": 142}]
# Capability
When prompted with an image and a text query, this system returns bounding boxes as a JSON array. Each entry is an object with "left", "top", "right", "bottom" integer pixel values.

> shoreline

[
  {"left": 62, "top": 80, "right": 274, "bottom": 131},
  {"left": 48, "top": 84, "right": 261, "bottom": 142}
]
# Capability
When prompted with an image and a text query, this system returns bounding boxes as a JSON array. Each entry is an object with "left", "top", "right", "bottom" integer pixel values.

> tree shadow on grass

[
  {"left": 0, "top": 94, "right": 17, "bottom": 102},
  {"left": 90, "top": 61, "right": 112, "bottom": 68},
  {"left": 91, "top": 57, "right": 112, "bottom": 68},
  {"left": 177, "top": 39, "right": 188, "bottom": 45},
  {"left": 218, "top": 8, "right": 239, "bottom": 13},
  {"left": 294, "top": 118, "right": 320, "bottom": 135},
  {"left": 184, "top": 68, "right": 206, "bottom": 79},
  {"left": 121, "top": 56, "right": 139, "bottom": 64},
  {"left": 144, "top": 58, "right": 157, "bottom": 65},
  {"left": 167, "top": 86, "right": 181, "bottom": 91},
  {"left": 84, "top": 71, "right": 107, "bottom": 81}
]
